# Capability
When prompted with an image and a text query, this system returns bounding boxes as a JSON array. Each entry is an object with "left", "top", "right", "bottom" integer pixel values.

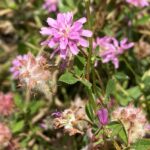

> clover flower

[
  {"left": 112, "top": 104, "right": 148, "bottom": 144},
  {"left": 10, "top": 53, "right": 50, "bottom": 90},
  {"left": 97, "top": 36, "right": 134, "bottom": 68},
  {"left": 40, "top": 12, "right": 92, "bottom": 59},
  {"left": 126, "top": 0, "right": 149, "bottom": 7},
  {"left": 53, "top": 97, "right": 89, "bottom": 136},
  {"left": 0, "top": 123, "right": 12, "bottom": 148},
  {"left": 43, "top": 0, "right": 58, "bottom": 13},
  {"left": 0, "top": 92, "right": 14, "bottom": 116}
]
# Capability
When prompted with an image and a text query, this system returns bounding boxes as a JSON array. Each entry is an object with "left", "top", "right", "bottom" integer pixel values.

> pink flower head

[
  {"left": 112, "top": 104, "right": 148, "bottom": 144},
  {"left": 10, "top": 53, "right": 50, "bottom": 89},
  {"left": 40, "top": 12, "right": 92, "bottom": 59},
  {"left": 43, "top": 0, "right": 58, "bottom": 13},
  {"left": 10, "top": 54, "right": 28, "bottom": 78},
  {"left": 0, "top": 92, "right": 14, "bottom": 116},
  {"left": 0, "top": 123, "right": 12, "bottom": 148},
  {"left": 126, "top": 0, "right": 149, "bottom": 7},
  {"left": 97, "top": 108, "right": 109, "bottom": 126},
  {"left": 97, "top": 36, "right": 134, "bottom": 69}
]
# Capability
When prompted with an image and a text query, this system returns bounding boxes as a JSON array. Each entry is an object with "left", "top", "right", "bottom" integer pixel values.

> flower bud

[{"left": 97, "top": 108, "right": 109, "bottom": 126}]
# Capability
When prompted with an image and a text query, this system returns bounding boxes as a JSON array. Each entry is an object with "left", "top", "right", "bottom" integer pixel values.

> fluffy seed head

[
  {"left": 10, "top": 53, "right": 50, "bottom": 90},
  {"left": 0, "top": 92, "right": 14, "bottom": 116},
  {"left": 0, "top": 123, "right": 12, "bottom": 148},
  {"left": 112, "top": 104, "right": 148, "bottom": 144},
  {"left": 53, "top": 97, "right": 88, "bottom": 135}
]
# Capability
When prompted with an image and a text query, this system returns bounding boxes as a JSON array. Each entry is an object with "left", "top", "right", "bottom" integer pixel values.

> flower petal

[
  {"left": 40, "top": 27, "right": 52, "bottom": 35},
  {"left": 77, "top": 17, "right": 87, "bottom": 24},
  {"left": 79, "top": 38, "right": 89, "bottom": 47},
  {"left": 81, "top": 30, "right": 92, "bottom": 37},
  {"left": 60, "top": 38, "right": 68, "bottom": 49},
  {"left": 97, "top": 108, "right": 108, "bottom": 126},
  {"left": 47, "top": 17, "right": 57, "bottom": 28},
  {"left": 69, "top": 43, "right": 79, "bottom": 55}
]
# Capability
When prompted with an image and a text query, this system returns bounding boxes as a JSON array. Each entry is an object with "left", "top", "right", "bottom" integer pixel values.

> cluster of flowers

[
  {"left": 52, "top": 97, "right": 89, "bottom": 136},
  {"left": 126, "top": 0, "right": 149, "bottom": 7},
  {"left": 0, "top": 123, "right": 12, "bottom": 148},
  {"left": 9, "top": 0, "right": 150, "bottom": 147},
  {"left": 43, "top": 0, "right": 149, "bottom": 13},
  {"left": 43, "top": 0, "right": 59, "bottom": 13},
  {"left": 40, "top": 12, "right": 134, "bottom": 68},
  {"left": 0, "top": 122, "right": 19, "bottom": 149},
  {"left": 0, "top": 92, "right": 14, "bottom": 116},
  {"left": 112, "top": 104, "right": 149, "bottom": 144},
  {"left": 11, "top": 12, "right": 135, "bottom": 87},
  {"left": 0, "top": 92, "right": 16, "bottom": 148},
  {"left": 40, "top": 12, "right": 92, "bottom": 59},
  {"left": 10, "top": 53, "right": 51, "bottom": 95},
  {"left": 96, "top": 37, "right": 134, "bottom": 68},
  {"left": 49, "top": 99, "right": 150, "bottom": 145}
]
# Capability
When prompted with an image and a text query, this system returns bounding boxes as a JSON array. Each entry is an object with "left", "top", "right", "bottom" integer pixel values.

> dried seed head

[
  {"left": 112, "top": 104, "right": 148, "bottom": 144},
  {"left": 0, "top": 92, "right": 14, "bottom": 116},
  {"left": 0, "top": 123, "right": 12, "bottom": 148}
]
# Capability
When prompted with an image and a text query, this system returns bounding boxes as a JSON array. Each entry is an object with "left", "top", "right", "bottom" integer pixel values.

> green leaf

[
  {"left": 75, "top": 55, "right": 86, "bottom": 66},
  {"left": 131, "top": 139, "right": 150, "bottom": 150},
  {"left": 65, "top": 0, "right": 75, "bottom": 8},
  {"left": 74, "top": 55, "right": 86, "bottom": 76},
  {"left": 127, "top": 86, "right": 142, "bottom": 100},
  {"left": 11, "top": 120, "right": 25, "bottom": 133},
  {"left": 115, "top": 72, "right": 129, "bottom": 81},
  {"left": 142, "top": 75, "right": 150, "bottom": 94},
  {"left": 80, "top": 78, "right": 92, "bottom": 89},
  {"left": 106, "top": 79, "right": 116, "bottom": 96},
  {"left": 108, "top": 121, "right": 128, "bottom": 145},
  {"left": 85, "top": 102, "right": 94, "bottom": 121},
  {"left": 134, "top": 15, "right": 150, "bottom": 26},
  {"left": 119, "top": 122, "right": 128, "bottom": 146},
  {"left": 59, "top": 72, "right": 78, "bottom": 84},
  {"left": 14, "top": 94, "right": 24, "bottom": 109},
  {"left": 29, "top": 100, "right": 45, "bottom": 115},
  {"left": 115, "top": 91, "right": 131, "bottom": 106},
  {"left": 59, "top": 0, "right": 74, "bottom": 12}
]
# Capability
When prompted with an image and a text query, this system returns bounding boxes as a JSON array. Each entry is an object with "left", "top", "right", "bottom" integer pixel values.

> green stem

[
  {"left": 85, "top": 0, "right": 93, "bottom": 80},
  {"left": 25, "top": 88, "right": 30, "bottom": 110},
  {"left": 92, "top": 67, "right": 97, "bottom": 93},
  {"left": 95, "top": 70, "right": 105, "bottom": 96}
]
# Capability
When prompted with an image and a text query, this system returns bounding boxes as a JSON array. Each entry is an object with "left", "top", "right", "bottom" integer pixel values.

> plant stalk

[{"left": 85, "top": 0, "right": 93, "bottom": 80}]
